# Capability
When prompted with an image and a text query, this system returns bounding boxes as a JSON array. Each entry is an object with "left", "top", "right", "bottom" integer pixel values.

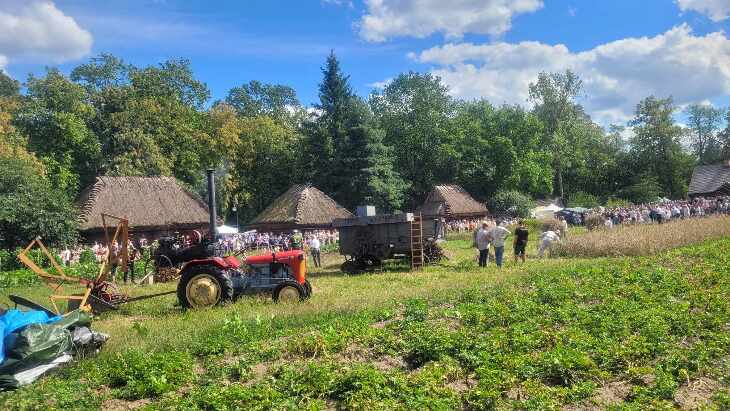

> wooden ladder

[{"left": 410, "top": 213, "right": 424, "bottom": 271}]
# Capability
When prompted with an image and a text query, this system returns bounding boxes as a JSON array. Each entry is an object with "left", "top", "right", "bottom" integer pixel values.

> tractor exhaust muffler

[{"left": 206, "top": 169, "right": 217, "bottom": 239}]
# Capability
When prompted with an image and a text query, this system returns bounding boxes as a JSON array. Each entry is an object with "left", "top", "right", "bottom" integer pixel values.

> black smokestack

[{"left": 206, "top": 169, "right": 217, "bottom": 239}]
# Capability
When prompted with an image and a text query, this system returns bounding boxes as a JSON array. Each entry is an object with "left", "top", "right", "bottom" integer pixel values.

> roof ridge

[
  {"left": 294, "top": 185, "right": 309, "bottom": 223},
  {"left": 77, "top": 177, "right": 104, "bottom": 224}
]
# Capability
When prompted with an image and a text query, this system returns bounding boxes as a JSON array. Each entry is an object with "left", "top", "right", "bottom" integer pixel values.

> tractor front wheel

[
  {"left": 273, "top": 281, "right": 306, "bottom": 303},
  {"left": 303, "top": 280, "right": 312, "bottom": 299},
  {"left": 177, "top": 265, "right": 233, "bottom": 309}
]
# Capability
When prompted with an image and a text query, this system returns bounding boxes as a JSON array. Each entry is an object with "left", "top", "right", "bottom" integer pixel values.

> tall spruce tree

[
  {"left": 302, "top": 51, "right": 353, "bottom": 197},
  {"left": 344, "top": 99, "right": 407, "bottom": 212},
  {"left": 304, "top": 52, "right": 405, "bottom": 211}
]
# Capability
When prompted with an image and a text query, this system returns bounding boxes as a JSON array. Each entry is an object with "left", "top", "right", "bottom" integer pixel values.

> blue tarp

[{"left": 0, "top": 310, "right": 61, "bottom": 364}]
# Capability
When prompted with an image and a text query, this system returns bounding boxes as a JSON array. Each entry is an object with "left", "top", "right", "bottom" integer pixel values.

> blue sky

[{"left": 2, "top": 0, "right": 730, "bottom": 124}]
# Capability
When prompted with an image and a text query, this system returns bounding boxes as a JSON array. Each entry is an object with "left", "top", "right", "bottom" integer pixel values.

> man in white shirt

[
  {"left": 538, "top": 230, "right": 560, "bottom": 258},
  {"left": 474, "top": 222, "right": 492, "bottom": 267},
  {"left": 489, "top": 221, "right": 511, "bottom": 268},
  {"left": 309, "top": 236, "right": 321, "bottom": 268}
]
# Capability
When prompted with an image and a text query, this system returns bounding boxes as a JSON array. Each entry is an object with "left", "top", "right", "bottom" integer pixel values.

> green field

[{"left": 1, "top": 227, "right": 729, "bottom": 410}]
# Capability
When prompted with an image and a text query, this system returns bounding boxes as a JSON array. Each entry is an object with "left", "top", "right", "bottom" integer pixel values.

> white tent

[
  {"left": 216, "top": 225, "right": 238, "bottom": 234},
  {"left": 531, "top": 204, "right": 563, "bottom": 220}
]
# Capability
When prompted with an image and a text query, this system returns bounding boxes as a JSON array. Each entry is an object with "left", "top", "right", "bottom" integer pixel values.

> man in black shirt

[{"left": 513, "top": 220, "right": 529, "bottom": 263}]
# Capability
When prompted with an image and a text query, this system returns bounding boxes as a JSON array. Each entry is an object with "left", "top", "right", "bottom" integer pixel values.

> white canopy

[
  {"left": 216, "top": 225, "right": 238, "bottom": 234},
  {"left": 531, "top": 204, "right": 564, "bottom": 220}
]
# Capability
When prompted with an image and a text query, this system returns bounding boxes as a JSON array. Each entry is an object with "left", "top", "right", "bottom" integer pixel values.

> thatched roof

[
  {"left": 77, "top": 176, "right": 210, "bottom": 232},
  {"left": 420, "top": 185, "right": 488, "bottom": 218},
  {"left": 248, "top": 185, "right": 353, "bottom": 230},
  {"left": 688, "top": 162, "right": 730, "bottom": 197}
]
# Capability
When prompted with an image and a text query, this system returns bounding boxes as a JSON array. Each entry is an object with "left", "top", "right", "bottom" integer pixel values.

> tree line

[{"left": 1, "top": 52, "right": 730, "bottom": 248}]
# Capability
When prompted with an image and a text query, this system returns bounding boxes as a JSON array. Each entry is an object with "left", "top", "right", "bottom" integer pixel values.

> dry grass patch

[{"left": 554, "top": 215, "right": 730, "bottom": 257}]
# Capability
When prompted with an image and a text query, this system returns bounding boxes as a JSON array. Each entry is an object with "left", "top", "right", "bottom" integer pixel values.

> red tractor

[
  {"left": 177, "top": 251, "right": 312, "bottom": 308},
  {"left": 174, "top": 170, "right": 312, "bottom": 308}
]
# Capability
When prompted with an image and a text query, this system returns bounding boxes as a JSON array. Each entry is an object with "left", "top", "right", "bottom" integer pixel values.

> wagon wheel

[
  {"left": 341, "top": 260, "right": 361, "bottom": 274},
  {"left": 356, "top": 255, "right": 381, "bottom": 272}
]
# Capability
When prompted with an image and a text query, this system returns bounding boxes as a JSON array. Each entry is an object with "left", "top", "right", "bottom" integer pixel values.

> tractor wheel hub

[
  {"left": 186, "top": 274, "right": 221, "bottom": 308},
  {"left": 278, "top": 285, "right": 300, "bottom": 303}
]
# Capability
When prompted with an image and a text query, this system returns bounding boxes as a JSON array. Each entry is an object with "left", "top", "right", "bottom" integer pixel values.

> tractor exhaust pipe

[{"left": 206, "top": 169, "right": 217, "bottom": 239}]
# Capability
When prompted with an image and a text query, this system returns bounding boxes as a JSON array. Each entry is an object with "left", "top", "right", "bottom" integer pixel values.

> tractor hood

[{"left": 246, "top": 250, "right": 305, "bottom": 265}]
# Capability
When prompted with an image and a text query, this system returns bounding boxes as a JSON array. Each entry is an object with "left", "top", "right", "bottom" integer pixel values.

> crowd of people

[
  {"left": 216, "top": 230, "right": 339, "bottom": 254},
  {"left": 595, "top": 196, "right": 730, "bottom": 228},
  {"left": 446, "top": 217, "right": 521, "bottom": 233},
  {"left": 57, "top": 229, "right": 339, "bottom": 270}
]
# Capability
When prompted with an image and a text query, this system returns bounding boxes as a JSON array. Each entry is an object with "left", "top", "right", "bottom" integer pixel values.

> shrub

[
  {"left": 568, "top": 191, "right": 599, "bottom": 208},
  {"left": 78, "top": 249, "right": 96, "bottom": 265},
  {"left": 0, "top": 249, "right": 11, "bottom": 271},
  {"left": 0, "top": 269, "right": 38, "bottom": 288},
  {"left": 489, "top": 191, "right": 533, "bottom": 218},
  {"left": 606, "top": 197, "right": 631, "bottom": 208}
]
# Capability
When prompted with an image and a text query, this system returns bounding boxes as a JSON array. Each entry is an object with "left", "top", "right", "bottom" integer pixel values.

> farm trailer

[{"left": 333, "top": 213, "right": 445, "bottom": 273}]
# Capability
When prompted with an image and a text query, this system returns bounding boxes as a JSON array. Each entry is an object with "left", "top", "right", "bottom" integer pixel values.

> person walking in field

[
  {"left": 489, "top": 221, "right": 511, "bottom": 268},
  {"left": 474, "top": 222, "right": 492, "bottom": 267},
  {"left": 309, "top": 235, "right": 321, "bottom": 268},
  {"left": 513, "top": 220, "right": 529, "bottom": 263},
  {"left": 559, "top": 216, "right": 568, "bottom": 238}
]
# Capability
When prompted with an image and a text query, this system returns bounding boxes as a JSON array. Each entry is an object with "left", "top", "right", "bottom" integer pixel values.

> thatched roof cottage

[
  {"left": 420, "top": 184, "right": 488, "bottom": 220},
  {"left": 247, "top": 185, "right": 353, "bottom": 232},
  {"left": 77, "top": 176, "right": 211, "bottom": 242}
]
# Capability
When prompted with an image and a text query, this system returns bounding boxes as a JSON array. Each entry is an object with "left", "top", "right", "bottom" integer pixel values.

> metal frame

[{"left": 17, "top": 237, "right": 93, "bottom": 314}]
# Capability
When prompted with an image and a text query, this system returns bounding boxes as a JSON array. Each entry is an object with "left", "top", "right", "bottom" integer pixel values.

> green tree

[
  {"left": 224, "top": 80, "right": 300, "bottom": 121},
  {"left": 70, "top": 53, "right": 131, "bottom": 92},
  {"left": 719, "top": 110, "right": 730, "bottom": 160},
  {"left": 617, "top": 174, "right": 664, "bottom": 204},
  {"left": 0, "top": 71, "right": 20, "bottom": 97},
  {"left": 16, "top": 69, "right": 101, "bottom": 195},
  {"left": 342, "top": 99, "right": 407, "bottom": 211},
  {"left": 303, "top": 52, "right": 358, "bottom": 204},
  {"left": 628, "top": 96, "right": 693, "bottom": 198},
  {"left": 129, "top": 59, "right": 210, "bottom": 109},
  {"left": 452, "top": 101, "right": 552, "bottom": 200},
  {"left": 230, "top": 116, "right": 303, "bottom": 221},
  {"left": 0, "top": 142, "right": 78, "bottom": 249},
  {"left": 528, "top": 70, "right": 583, "bottom": 198},
  {"left": 370, "top": 72, "right": 456, "bottom": 207},
  {"left": 685, "top": 104, "right": 725, "bottom": 164}
]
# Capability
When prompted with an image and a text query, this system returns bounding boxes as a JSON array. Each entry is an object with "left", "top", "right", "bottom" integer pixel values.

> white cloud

[
  {"left": 676, "top": 0, "right": 730, "bottom": 21},
  {"left": 410, "top": 24, "right": 730, "bottom": 124},
  {"left": 0, "top": 1, "right": 92, "bottom": 65},
  {"left": 358, "top": 0, "right": 544, "bottom": 42},
  {"left": 368, "top": 78, "right": 392, "bottom": 89}
]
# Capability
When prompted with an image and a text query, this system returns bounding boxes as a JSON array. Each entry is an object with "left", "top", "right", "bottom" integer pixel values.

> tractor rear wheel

[
  {"left": 272, "top": 281, "right": 305, "bottom": 303},
  {"left": 177, "top": 265, "right": 233, "bottom": 309}
]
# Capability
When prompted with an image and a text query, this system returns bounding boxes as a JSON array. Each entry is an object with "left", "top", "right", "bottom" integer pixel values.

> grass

[
  {"left": 0, "top": 223, "right": 728, "bottom": 410},
  {"left": 554, "top": 215, "right": 730, "bottom": 257}
]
